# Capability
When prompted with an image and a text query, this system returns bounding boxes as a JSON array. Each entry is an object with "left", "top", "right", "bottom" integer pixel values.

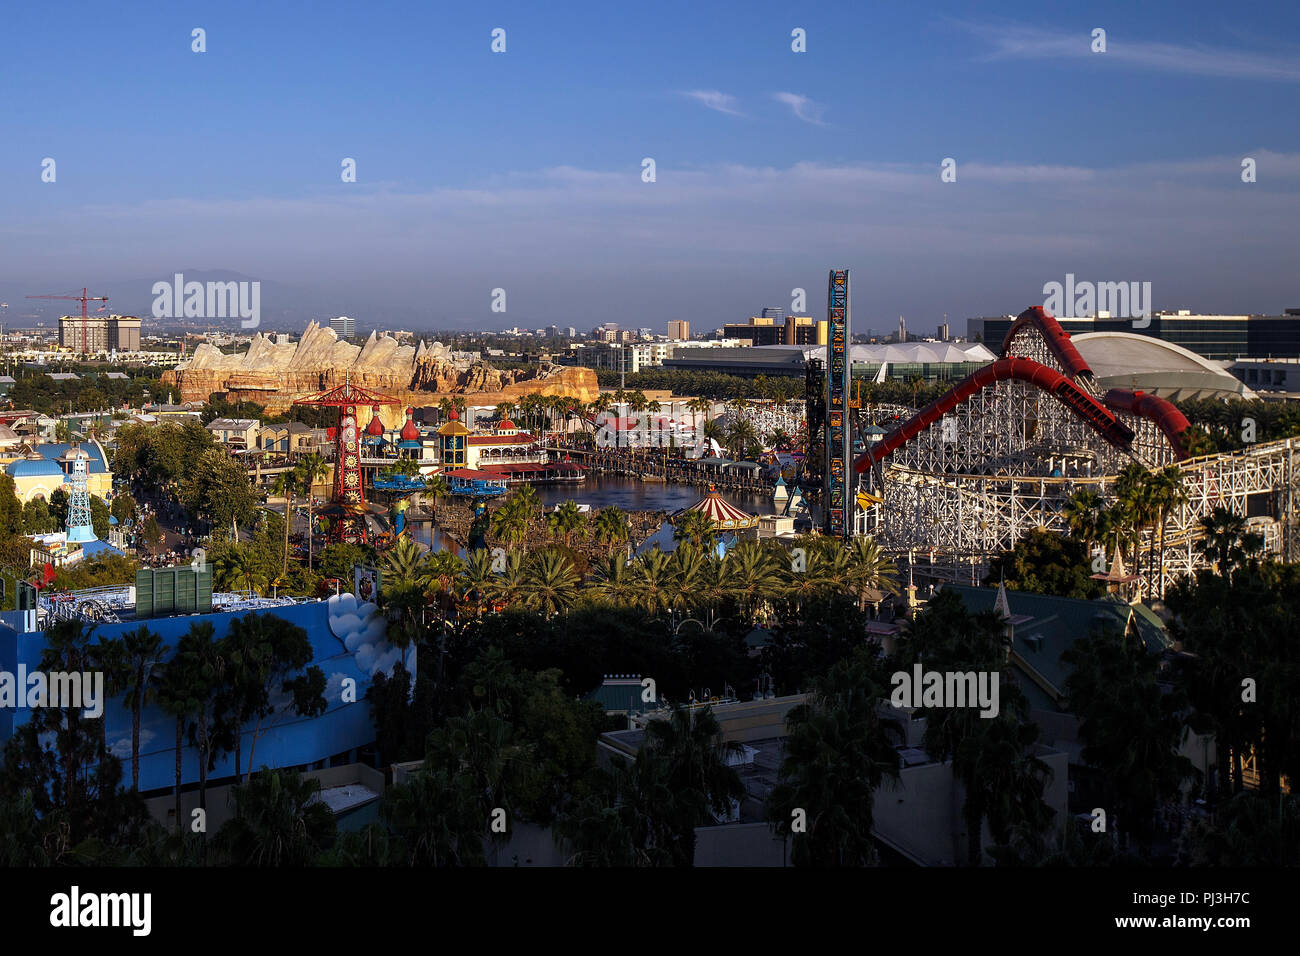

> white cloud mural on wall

[{"left": 326, "top": 592, "right": 416, "bottom": 685}]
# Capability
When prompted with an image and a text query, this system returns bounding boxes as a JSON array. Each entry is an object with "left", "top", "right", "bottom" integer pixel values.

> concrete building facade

[{"left": 58, "top": 314, "right": 141, "bottom": 353}]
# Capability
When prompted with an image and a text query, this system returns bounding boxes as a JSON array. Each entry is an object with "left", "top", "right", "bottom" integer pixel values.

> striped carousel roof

[{"left": 685, "top": 486, "right": 757, "bottom": 529}]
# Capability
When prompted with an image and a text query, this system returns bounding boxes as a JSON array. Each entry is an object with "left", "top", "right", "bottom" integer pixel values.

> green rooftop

[{"left": 942, "top": 584, "right": 1173, "bottom": 710}]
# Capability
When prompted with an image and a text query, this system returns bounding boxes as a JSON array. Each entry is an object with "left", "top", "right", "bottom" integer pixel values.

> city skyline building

[
  {"left": 57, "top": 314, "right": 141, "bottom": 353},
  {"left": 967, "top": 309, "right": 1300, "bottom": 361}
]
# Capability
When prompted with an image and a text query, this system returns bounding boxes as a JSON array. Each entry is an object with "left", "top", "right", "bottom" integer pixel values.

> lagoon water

[{"left": 408, "top": 475, "right": 787, "bottom": 555}]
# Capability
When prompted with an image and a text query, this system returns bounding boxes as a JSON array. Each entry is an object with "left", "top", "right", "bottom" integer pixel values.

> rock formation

[{"left": 162, "top": 321, "right": 599, "bottom": 421}]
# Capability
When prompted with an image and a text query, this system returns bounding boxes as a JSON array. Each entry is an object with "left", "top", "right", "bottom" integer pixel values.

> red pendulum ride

[{"left": 293, "top": 372, "right": 403, "bottom": 545}]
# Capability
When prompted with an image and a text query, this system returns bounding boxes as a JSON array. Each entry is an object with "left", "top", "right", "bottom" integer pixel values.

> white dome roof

[{"left": 1073, "top": 332, "right": 1253, "bottom": 401}]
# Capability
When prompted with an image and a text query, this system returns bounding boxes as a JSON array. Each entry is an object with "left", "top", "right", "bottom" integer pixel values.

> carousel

[{"left": 684, "top": 485, "right": 758, "bottom": 531}]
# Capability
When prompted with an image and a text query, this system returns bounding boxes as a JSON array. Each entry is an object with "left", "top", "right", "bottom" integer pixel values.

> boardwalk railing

[{"left": 544, "top": 446, "right": 776, "bottom": 493}]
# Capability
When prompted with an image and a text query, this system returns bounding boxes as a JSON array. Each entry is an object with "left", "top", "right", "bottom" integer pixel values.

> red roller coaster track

[
  {"left": 1000, "top": 305, "right": 1093, "bottom": 379},
  {"left": 854, "top": 356, "right": 1135, "bottom": 472},
  {"left": 1102, "top": 388, "right": 1191, "bottom": 461}
]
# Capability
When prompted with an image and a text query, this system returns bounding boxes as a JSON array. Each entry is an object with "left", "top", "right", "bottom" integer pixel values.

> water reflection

[{"left": 405, "top": 476, "right": 786, "bottom": 556}]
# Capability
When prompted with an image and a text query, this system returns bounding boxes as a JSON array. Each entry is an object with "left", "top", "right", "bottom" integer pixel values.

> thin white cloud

[
  {"left": 960, "top": 162, "right": 1097, "bottom": 184},
  {"left": 951, "top": 19, "right": 1300, "bottom": 82},
  {"left": 772, "top": 91, "right": 827, "bottom": 125},
  {"left": 681, "top": 89, "right": 744, "bottom": 116}
]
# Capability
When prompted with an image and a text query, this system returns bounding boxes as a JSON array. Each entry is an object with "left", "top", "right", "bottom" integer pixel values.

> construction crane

[{"left": 26, "top": 287, "right": 109, "bottom": 354}]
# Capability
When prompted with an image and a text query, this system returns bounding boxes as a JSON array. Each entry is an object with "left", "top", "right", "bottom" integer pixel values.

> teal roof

[
  {"left": 7, "top": 457, "right": 64, "bottom": 478},
  {"left": 942, "top": 584, "right": 1172, "bottom": 708},
  {"left": 36, "top": 442, "right": 107, "bottom": 474},
  {"left": 584, "top": 676, "right": 655, "bottom": 714}
]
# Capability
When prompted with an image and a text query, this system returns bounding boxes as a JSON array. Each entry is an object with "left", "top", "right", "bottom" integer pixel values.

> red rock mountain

[{"left": 162, "top": 321, "right": 598, "bottom": 424}]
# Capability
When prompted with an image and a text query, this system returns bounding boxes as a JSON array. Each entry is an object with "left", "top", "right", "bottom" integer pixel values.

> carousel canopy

[{"left": 685, "top": 487, "right": 757, "bottom": 530}]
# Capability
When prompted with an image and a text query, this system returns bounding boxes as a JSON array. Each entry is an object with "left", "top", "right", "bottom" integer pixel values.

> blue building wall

[{"left": 0, "top": 597, "right": 414, "bottom": 793}]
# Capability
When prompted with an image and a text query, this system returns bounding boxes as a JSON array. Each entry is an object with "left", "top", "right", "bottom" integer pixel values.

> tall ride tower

[
  {"left": 824, "top": 269, "right": 851, "bottom": 539},
  {"left": 62, "top": 446, "right": 96, "bottom": 544},
  {"left": 294, "top": 373, "right": 402, "bottom": 544}
]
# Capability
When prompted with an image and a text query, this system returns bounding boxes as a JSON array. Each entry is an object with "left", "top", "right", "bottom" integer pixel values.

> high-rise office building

[
  {"left": 329, "top": 315, "right": 356, "bottom": 338},
  {"left": 58, "top": 315, "right": 141, "bottom": 352},
  {"left": 668, "top": 320, "right": 690, "bottom": 341},
  {"left": 723, "top": 314, "right": 827, "bottom": 346}
]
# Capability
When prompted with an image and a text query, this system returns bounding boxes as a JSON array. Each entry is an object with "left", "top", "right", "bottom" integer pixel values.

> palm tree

[
  {"left": 381, "top": 768, "right": 486, "bottom": 866},
  {"left": 631, "top": 547, "right": 679, "bottom": 616},
  {"left": 1147, "top": 466, "right": 1187, "bottom": 598},
  {"left": 1063, "top": 489, "right": 1107, "bottom": 548},
  {"left": 512, "top": 484, "right": 541, "bottom": 519},
  {"left": 589, "top": 554, "right": 636, "bottom": 604},
  {"left": 1115, "top": 463, "right": 1159, "bottom": 586},
  {"left": 269, "top": 470, "right": 298, "bottom": 576},
  {"left": 459, "top": 548, "right": 498, "bottom": 616},
  {"left": 157, "top": 621, "right": 226, "bottom": 826},
  {"left": 592, "top": 506, "right": 629, "bottom": 555},
  {"left": 1182, "top": 425, "right": 1217, "bottom": 457},
  {"left": 673, "top": 509, "right": 717, "bottom": 552},
  {"left": 295, "top": 453, "right": 329, "bottom": 572},
  {"left": 1197, "top": 506, "right": 1264, "bottom": 575},
  {"left": 725, "top": 418, "right": 759, "bottom": 460},
  {"left": 1063, "top": 627, "right": 1197, "bottom": 853},
  {"left": 554, "top": 761, "right": 654, "bottom": 866},
  {"left": 490, "top": 501, "right": 529, "bottom": 552},
  {"left": 907, "top": 375, "right": 924, "bottom": 409},
  {"left": 670, "top": 544, "right": 708, "bottom": 611},
  {"left": 422, "top": 550, "right": 465, "bottom": 606},
  {"left": 643, "top": 704, "right": 745, "bottom": 866},
  {"left": 686, "top": 397, "right": 710, "bottom": 435},
  {"left": 701, "top": 417, "right": 725, "bottom": 452},
  {"left": 523, "top": 552, "right": 579, "bottom": 617},
  {"left": 215, "top": 545, "right": 268, "bottom": 596},
  {"left": 786, "top": 546, "right": 834, "bottom": 609},
  {"left": 216, "top": 768, "right": 337, "bottom": 866},
  {"left": 845, "top": 536, "right": 899, "bottom": 611},
  {"left": 423, "top": 474, "right": 449, "bottom": 514},
  {"left": 953, "top": 714, "right": 1054, "bottom": 866},
  {"left": 722, "top": 541, "right": 784, "bottom": 626},
  {"left": 157, "top": 645, "right": 198, "bottom": 833},
  {"left": 767, "top": 657, "right": 903, "bottom": 865},
  {"left": 494, "top": 551, "right": 528, "bottom": 607},
  {"left": 121, "top": 624, "right": 165, "bottom": 791},
  {"left": 381, "top": 536, "right": 426, "bottom": 590},
  {"left": 547, "top": 500, "right": 588, "bottom": 546}
]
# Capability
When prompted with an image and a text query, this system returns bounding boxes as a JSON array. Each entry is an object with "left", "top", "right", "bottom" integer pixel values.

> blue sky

[{"left": 3, "top": 0, "right": 1299, "bottom": 334}]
